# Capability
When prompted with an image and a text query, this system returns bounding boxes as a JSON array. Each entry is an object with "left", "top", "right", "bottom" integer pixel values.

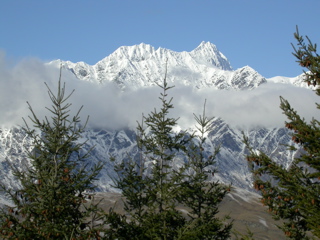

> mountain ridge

[
  {"left": 50, "top": 41, "right": 269, "bottom": 90},
  {"left": 49, "top": 41, "right": 311, "bottom": 92}
]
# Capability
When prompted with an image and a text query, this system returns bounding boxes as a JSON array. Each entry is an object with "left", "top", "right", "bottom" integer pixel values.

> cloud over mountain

[{"left": 0, "top": 50, "right": 319, "bottom": 131}]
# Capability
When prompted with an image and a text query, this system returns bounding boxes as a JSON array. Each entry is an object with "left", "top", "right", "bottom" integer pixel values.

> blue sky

[{"left": 1, "top": 0, "right": 320, "bottom": 78}]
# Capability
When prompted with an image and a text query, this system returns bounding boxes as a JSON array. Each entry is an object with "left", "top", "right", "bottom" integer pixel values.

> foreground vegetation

[
  {"left": 104, "top": 69, "right": 232, "bottom": 239},
  {"left": 244, "top": 27, "right": 320, "bottom": 239},
  {"left": 0, "top": 69, "right": 104, "bottom": 239}
]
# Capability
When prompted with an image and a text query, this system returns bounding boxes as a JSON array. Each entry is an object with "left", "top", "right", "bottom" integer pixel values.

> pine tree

[
  {"left": 243, "top": 27, "right": 320, "bottom": 239},
  {"left": 105, "top": 74, "right": 188, "bottom": 240},
  {"left": 176, "top": 101, "right": 232, "bottom": 239},
  {"left": 0, "top": 69, "right": 104, "bottom": 239},
  {"left": 105, "top": 70, "right": 232, "bottom": 239}
]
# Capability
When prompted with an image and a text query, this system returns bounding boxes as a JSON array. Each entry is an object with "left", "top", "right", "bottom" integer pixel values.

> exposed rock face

[{"left": 0, "top": 118, "right": 296, "bottom": 194}]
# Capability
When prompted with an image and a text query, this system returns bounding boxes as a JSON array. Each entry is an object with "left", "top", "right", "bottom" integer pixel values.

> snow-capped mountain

[
  {"left": 50, "top": 42, "right": 266, "bottom": 90},
  {"left": 267, "top": 73, "right": 313, "bottom": 88},
  {"left": 0, "top": 119, "right": 296, "bottom": 194},
  {"left": 0, "top": 42, "right": 309, "bottom": 198}
]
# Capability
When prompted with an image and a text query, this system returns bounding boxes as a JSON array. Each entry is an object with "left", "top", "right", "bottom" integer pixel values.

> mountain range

[{"left": 0, "top": 41, "right": 312, "bottom": 201}]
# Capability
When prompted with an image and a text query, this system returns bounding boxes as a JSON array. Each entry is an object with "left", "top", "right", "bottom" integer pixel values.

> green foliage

[
  {"left": 292, "top": 26, "right": 320, "bottom": 96},
  {"left": 243, "top": 27, "right": 320, "bottom": 239},
  {"left": 233, "top": 226, "right": 254, "bottom": 240},
  {"left": 105, "top": 72, "right": 232, "bottom": 239},
  {"left": 105, "top": 77, "right": 188, "bottom": 240},
  {"left": 0, "top": 69, "right": 104, "bottom": 239},
  {"left": 176, "top": 101, "right": 232, "bottom": 239}
]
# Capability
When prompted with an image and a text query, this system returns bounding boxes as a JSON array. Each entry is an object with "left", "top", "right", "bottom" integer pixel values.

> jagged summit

[
  {"left": 191, "top": 41, "right": 232, "bottom": 71},
  {"left": 107, "top": 43, "right": 157, "bottom": 62},
  {"left": 101, "top": 41, "right": 232, "bottom": 70},
  {"left": 51, "top": 42, "right": 266, "bottom": 90}
]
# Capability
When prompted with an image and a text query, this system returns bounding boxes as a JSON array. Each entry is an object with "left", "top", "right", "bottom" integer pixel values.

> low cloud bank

[{"left": 0, "top": 52, "right": 319, "bottom": 131}]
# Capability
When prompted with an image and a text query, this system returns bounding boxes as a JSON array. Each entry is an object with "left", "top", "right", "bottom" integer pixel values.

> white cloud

[{"left": 0, "top": 52, "right": 319, "bottom": 131}]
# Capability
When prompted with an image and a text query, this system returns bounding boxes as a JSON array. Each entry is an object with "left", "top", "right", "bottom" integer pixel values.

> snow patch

[
  {"left": 258, "top": 217, "right": 268, "bottom": 228},
  {"left": 229, "top": 187, "right": 260, "bottom": 204}
]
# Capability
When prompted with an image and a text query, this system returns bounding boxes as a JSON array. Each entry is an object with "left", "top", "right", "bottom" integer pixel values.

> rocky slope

[{"left": 0, "top": 119, "right": 297, "bottom": 194}]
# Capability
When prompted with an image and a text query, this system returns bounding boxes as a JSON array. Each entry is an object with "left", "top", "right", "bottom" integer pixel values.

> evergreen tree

[
  {"left": 176, "top": 101, "right": 232, "bottom": 239},
  {"left": 243, "top": 27, "right": 320, "bottom": 239},
  {"left": 106, "top": 75, "right": 188, "bottom": 240},
  {"left": 0, "top": 69, "right": 104, "bottom": 239},
  {"left": 105, "top": 71, "right": 232, "bottom": 239}
]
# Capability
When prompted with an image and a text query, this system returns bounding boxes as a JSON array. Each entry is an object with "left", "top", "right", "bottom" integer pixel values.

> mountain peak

[
  {"left": 191, "top": 41, "right": 232, "bottom": 71},
  {"left": 196, "top": 41, "right": 218, "bottom": 50},
  {"left": 120, "top": 42, "right": 155, "bottom": 51},
  {"left": 109, "top": 43, "right": 156, "bottom": 61},
  {"left": 50, "top": 42, "right": 268, "bottom": 90}
]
